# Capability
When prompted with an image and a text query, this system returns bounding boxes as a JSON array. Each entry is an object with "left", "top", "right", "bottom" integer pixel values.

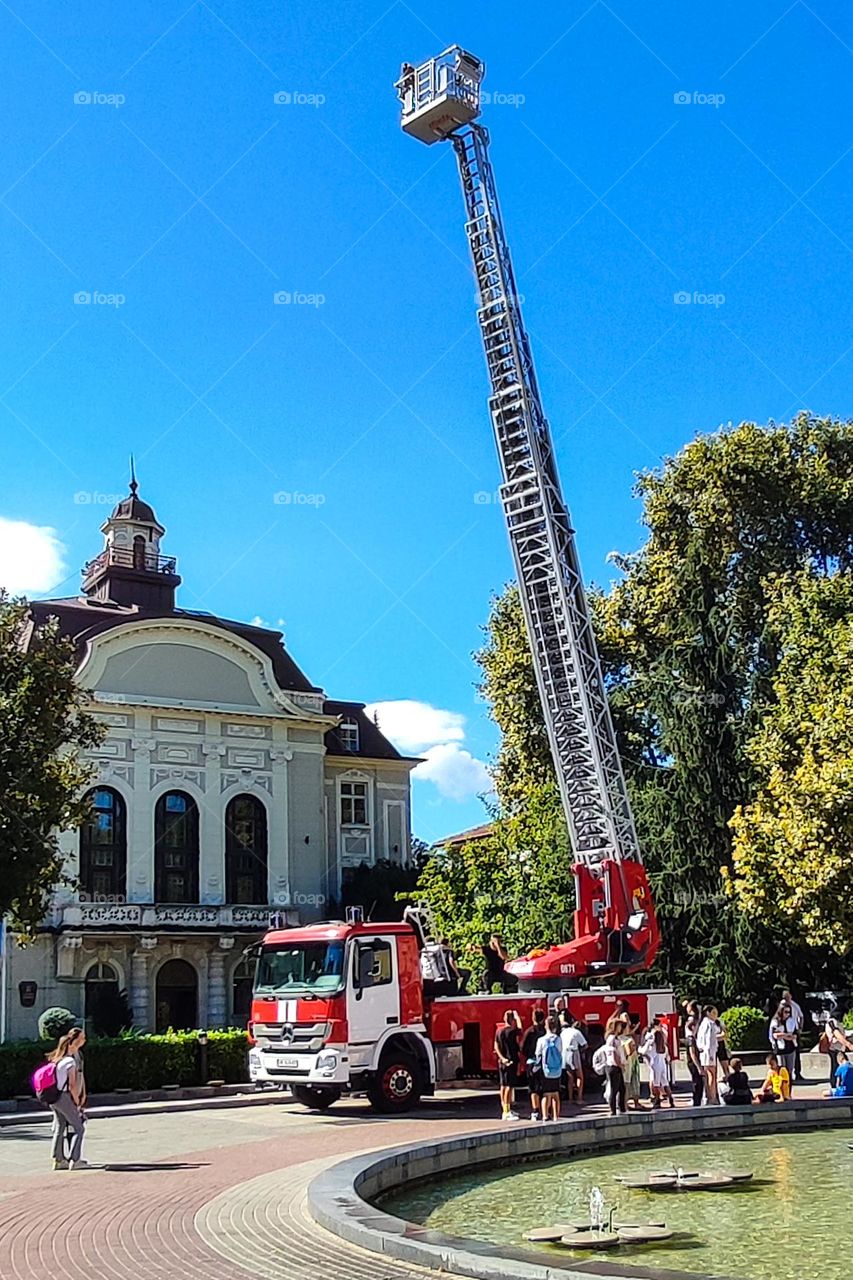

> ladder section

[{"left": 451, "top": 125, "right": 641, "bottom": 867}]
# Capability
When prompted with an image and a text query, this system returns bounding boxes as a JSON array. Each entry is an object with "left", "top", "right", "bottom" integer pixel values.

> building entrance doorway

[{"left": 155, "top": 959, "right": 198, "bottom": 1032}]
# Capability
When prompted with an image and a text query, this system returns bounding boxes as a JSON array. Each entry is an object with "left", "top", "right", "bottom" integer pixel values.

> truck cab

[{"left": 248, "top": 920, "right": 435, "bottom": 1111}]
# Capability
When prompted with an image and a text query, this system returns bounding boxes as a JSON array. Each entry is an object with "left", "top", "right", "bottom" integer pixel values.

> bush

[
  {"left": 843, "top": 1010, "right": 853, "bottom": 1030},
  {"left": 0, "top": 1030, "right": 250, "bottom": 1099},
  {"left": 37, "top": 1007, "right": 78, "bottom": 1041},
  {"left": 721, "top": 1005, "right": 767, "bottom": 1051}
]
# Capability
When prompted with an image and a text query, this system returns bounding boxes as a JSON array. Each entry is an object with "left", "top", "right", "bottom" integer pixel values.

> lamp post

[{"left": 198, "top": 1028, "right": 208, "bottom": 1085}]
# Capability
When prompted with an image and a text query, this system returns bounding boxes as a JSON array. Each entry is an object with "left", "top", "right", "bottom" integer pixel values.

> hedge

[
  {"left": 0, "top": 1030, "right": 249, "bottom": 1100},
  {"left": 720, "top": 1005, "right": 767, "bottom": 1051}
]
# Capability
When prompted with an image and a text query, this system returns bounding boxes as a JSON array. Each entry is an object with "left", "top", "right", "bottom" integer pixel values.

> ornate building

[{"left": 6, "top": 481, "right": 417, "bottom": 1038}]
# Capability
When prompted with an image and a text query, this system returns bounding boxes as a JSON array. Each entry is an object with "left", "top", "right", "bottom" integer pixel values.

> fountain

[{"left": 524, "top": 1184, "right": 671, "bottom": 1250}]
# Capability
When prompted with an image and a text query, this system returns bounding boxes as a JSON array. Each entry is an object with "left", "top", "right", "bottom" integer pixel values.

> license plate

[{"left": 277, "top": 1057, "right": 298, "bottom": 1069}]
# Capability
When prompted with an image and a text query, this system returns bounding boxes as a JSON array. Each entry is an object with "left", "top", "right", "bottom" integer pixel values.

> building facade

[{"left": 5, "top": 481, "right": 416, "bottom": 1039}]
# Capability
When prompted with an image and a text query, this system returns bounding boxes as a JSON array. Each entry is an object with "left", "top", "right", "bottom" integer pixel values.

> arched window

[
  {"left": 133, "top": 534, "right": 146, "bottom": 569},
  {"left": 155, "top": 959, "right": 198, "bottom": 1032},
  {"left": 79, "top": 787, "right": 127, "bottom": 900},
  {"left": 155, "top": 791, "right": 199, "bottom": 903},
  {"left": 231, "top": 957, "right": 255, "bottom": 1025},
  {"left": 225, "top": 794, "right": 268, "bottom": 904},
  {"left": 85, "top": 961, "right": 119, "bottom": 1033}
]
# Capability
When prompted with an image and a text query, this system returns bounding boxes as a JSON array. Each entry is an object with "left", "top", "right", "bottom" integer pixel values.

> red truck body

[{"left": 247, "top": 920, "right": 677, "bottom": 1111}]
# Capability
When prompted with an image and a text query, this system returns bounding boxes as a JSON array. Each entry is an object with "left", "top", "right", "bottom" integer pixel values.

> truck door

[{"left": 346, "top": 935, "right": 401, "bottom": 1064}]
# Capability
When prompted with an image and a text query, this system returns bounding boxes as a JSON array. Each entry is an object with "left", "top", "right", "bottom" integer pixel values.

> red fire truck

[
  {"left": 247, "top": 50, "right": 679, "bottom": 1110},
  {"left": 247, "top": 914, "right": 677, "bottom": 1111}
]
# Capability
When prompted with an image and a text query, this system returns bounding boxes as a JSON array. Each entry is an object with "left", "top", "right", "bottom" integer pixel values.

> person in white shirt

[
  {"left": 769, "top": 1000, "right": 799, "bottom": 1090},
  {"left": 781, "top": 989, "right": 804, "bottom": 1081},
  {"left": 47, "top": 1027, "right": 90, "bottom": 1171},
  {"left": 696, "top": 1005, "right": 721, "bottom": 1104},
  {"left": 558, "top": 1013, "right": 588, "bottom": 1104},
  {"left": 602, "top": 1021, "right": 627, "bottom": 1115}
]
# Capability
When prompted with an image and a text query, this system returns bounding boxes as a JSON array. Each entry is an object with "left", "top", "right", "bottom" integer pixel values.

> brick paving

[{"left": 0, "top": 1079, "right": 831, "bottom": 1280}]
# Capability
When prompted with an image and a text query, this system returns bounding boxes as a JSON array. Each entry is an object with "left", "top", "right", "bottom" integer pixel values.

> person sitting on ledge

[
  {"left": 824, "top": 1051, "right": 853, "bottom": 1099},
  {"left": 721, "top": 1057, "right": 753, "bottom": 1106},
  {"left": 755, "top": 1053, "right": 790, "bottom": 1104}
]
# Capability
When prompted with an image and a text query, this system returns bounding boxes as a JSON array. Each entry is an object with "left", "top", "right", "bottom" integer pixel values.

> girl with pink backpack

[{"left": 33, "top": 1027, "right": 89, "bottom": 1170}]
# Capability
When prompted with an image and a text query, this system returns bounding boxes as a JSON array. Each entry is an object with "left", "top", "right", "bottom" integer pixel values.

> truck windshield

[{"left": 255, "top": 941, "right": 346, "bottom": 996}]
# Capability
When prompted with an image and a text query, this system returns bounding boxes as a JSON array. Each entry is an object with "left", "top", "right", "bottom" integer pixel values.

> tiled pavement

[{"left": 0, "top": 1079, "right": 831, "bottom": 1280}]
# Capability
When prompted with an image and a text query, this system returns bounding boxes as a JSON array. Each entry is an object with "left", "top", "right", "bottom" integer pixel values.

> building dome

[{"left": 108, "top": 479, "right": 161, "bottom": 528}]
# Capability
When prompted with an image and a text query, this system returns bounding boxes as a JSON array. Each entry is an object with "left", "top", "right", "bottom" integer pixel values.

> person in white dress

[
  {"left": 696, "top": 1005, "right": 721, "bottom": 1104},
  {"left": 641, "top": 1023, "right": 675, "bottom": 1108}
]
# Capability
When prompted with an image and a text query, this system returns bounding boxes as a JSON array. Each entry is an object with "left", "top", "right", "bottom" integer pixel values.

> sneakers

[
  {"left": 69, "top": 1160, "right": 93, "bottom": 1171},
  {"left": 530, "top": 1111, "right": 540, "bottom": 1122},
  {"left": 52, "top": 1159, "right": 69, "bottom": 1171},
  {"left": 502, "top": 1110, "right": 520, "bottom": 1122}
]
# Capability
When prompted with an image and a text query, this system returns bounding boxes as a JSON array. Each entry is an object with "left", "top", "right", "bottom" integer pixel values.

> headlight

[{"left": 316, "top": 1051, "right": 338, "bottom": 1072}]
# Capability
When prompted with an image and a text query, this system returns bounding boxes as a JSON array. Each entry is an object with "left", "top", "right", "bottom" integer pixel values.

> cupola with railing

[{"left": 81, "top": 466, "right": 180, "bottom": 611}]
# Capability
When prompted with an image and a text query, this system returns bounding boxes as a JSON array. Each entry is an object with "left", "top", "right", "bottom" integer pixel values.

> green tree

[
  {"left": 416, "top": 414, "right": 853, "bottom": 1002},
  {"left": 728, "top": 570, "right": 853, "bottom": 954},
  {"left": 0, "top": 594, "right": 101, "bottom": 931},
  {"left": 415, "top": 787, "right": 573, "bottom": 982}
]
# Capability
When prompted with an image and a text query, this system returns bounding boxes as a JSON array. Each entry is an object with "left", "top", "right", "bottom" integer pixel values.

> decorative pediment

[{"left": 77, "top": 618, "right": 336, "bottom": 723}]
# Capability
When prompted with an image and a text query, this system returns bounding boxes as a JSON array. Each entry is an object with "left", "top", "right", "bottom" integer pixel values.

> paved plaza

[{"left": 0, "top": 1076, "right": 831, "bottom": 1280}]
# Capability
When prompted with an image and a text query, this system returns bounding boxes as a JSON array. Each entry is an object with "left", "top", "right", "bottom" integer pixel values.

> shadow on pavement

[{"left": 100, "top": 1161, "right": 210, "bottom": 1172}]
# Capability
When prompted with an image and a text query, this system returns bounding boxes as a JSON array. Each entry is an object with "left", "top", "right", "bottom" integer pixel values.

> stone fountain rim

[{"left": 307, "top": 1096, "right": 853, "bottom": 1280}]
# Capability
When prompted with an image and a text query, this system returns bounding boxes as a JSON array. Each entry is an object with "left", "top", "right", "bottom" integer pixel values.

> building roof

[
  {"left": 26, "top": 597, "right": 321, "bottom": 694},
  {"left": 24, "top": 480, "right": 411, "bottom": 765},
  {"left": 323, "top": 699, "right": 419, "bottom": 762},
  {"left": 105, "top": 475, "right": 163, "bottom": 530},
  {"left": 432, "top": 821, "right": 495, "bottom": 848}
]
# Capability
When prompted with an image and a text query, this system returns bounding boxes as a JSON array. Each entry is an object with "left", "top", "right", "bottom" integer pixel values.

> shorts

[
  {"left": 499, "top": 1064, "right": 518, "bottom": 1088},
  {"left": 540, "top": 1074, "right": 561, "bottom": 1093},
  {"left": 526, "top": 1068, "right": 545, "bottom": 1094}
]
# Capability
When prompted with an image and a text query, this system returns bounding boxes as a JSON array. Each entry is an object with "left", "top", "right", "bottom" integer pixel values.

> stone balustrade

[{"left": 59, "top": 903, "right": 295, "bottom": 930}]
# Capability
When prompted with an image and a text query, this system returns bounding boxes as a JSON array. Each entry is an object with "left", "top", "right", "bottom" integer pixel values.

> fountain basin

[{"left": 308, "top": 1098, "right": 853, "bottom": 1280}]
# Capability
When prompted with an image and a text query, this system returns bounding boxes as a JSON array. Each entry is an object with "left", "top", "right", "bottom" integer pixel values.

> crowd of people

[
  {"left": 493, "top": 998, "right": 677, "bottom": 1121},
  {"left": 492, "top": 990, "right": 853, "bottom": 1121}
]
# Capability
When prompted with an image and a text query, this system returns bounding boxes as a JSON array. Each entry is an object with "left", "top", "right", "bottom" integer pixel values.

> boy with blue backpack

[{"left": 535, "top": 1015, "right": 564, "bottom": 1122}]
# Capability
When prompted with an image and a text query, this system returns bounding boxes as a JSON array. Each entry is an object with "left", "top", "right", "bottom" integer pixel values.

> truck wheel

[
  {"left": 291, "top": 1085, "right": 341, "bottom": 1111},
  {"left": 367, "top": 1051, "right": 422, "bottom": 1113}
]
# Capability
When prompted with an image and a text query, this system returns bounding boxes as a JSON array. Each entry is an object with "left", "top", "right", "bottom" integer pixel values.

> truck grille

[{"left": 253, "top": 1021, "right": 330, "bottom": 1052}]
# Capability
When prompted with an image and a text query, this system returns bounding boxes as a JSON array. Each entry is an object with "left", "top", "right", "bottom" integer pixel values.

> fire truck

[{"left": 248, "top": 47, "right": 675, "bottom": 1110}]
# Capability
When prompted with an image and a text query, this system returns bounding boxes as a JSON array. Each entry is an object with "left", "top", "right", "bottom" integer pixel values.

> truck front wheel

[
  {"left": 291, "top": 1085, "right": 341, "bottom": 1111},
  {"left": 367, "top": 1051, "right": 423, "bottom": 1113}
]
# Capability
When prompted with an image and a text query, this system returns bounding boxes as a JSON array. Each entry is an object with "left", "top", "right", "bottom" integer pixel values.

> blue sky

[{"left": 1, "top": 1, "right": 851, "bottom": 842}]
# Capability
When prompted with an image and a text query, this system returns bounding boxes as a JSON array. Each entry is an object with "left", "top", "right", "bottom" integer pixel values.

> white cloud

[
  {"left": 365, "top": 699, "right": 466, "bottom": 754},
  {"left": 413, "top": 743, "right": 492, "bottom": 802},
  {"left": 0, "top": 518, "right": 67, "bottom": 595},
  {"left": 366, "top": 700, "right": 493, "bottom": 804}
]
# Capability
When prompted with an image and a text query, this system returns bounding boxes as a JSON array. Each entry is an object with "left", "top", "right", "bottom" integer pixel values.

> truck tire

[
  {"left": 367, "top": 1050, "right": 423, "bottom": 1113},
  {"left": 291, "top": 1084, "right": 341, "bottom": 1111}
]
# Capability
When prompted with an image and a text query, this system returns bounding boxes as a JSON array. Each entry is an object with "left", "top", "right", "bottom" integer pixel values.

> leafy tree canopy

[
  {"left": 727, "top": 570, "right": 853, "bottom": 954},
  {"left": 416, "top": 414, "right": 853, "bottom": 1003},
  {"left": 0, "top": 594, "right": 101, "bottom": 932}
]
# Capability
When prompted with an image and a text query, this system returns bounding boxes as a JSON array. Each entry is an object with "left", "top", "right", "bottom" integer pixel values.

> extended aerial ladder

[{"left": 397, "top": 48, "right": 660, "bottom": 989}]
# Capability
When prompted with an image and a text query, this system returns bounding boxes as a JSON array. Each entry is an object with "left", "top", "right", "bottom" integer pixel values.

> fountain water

[{"left": 589, "top": 1186, "right": 605, "bottom": 1230}]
